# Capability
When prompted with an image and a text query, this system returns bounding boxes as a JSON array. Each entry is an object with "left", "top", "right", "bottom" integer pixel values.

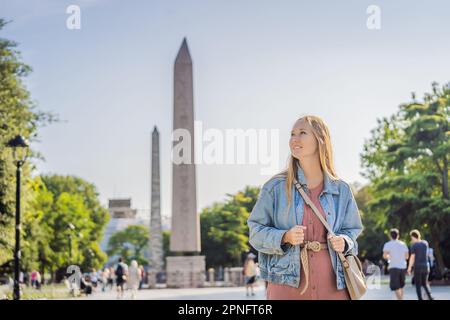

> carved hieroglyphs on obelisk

[
  {"left": 149, "top": 126, "right": 163, "bottom": 272},
  {"left": 166, "top": 38, "right": 205, "bottom": 288}
]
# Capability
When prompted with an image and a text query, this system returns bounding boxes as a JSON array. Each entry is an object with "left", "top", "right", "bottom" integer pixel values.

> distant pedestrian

[
  {"left": 138, "top": 265, "right": 145, "bottom": 290},
  {"left": 427, "top": 247, "right": 436, "bottom": 281},
  {"left": 362, "top": 258, "right": 370, "bottom": 276},
  {"left": 107, "top": 267, "right": 114, "bottom": 290},
  {"left": 31, "top": 270, "right": 38, "bottom": 288},
  {"left": 35, "top": 271, "right": 42, "bottom": 290},
  {"left": 80, "top": 274, "right": 93, "bottom": 296},
  {"left": 382, "top": 228, "right": 409, "bottom": 300},
  {"left": 127, "top": 260, "right": 142, "bottom": 299},
  {"left": 101, "top": 268, "right": 109, "bottom": 292},
  {"left": 407, "top": 229, "right": 434, "bottom": 300},
  {"left": 243, "top": 253, "right": 257, "bottom": 297},
  {"left": 90, "top": 268, "right": 98, "bottom": 288},
  {"left": 115, "top": 257, "right": 128, "bottom": 299}
]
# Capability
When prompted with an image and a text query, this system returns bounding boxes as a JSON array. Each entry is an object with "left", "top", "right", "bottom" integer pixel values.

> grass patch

[{"left": 0, "top": 284, "right": 72, "bottom": 300}]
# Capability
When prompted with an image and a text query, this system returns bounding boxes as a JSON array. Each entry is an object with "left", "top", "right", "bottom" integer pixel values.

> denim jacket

[{"left": 247, "top": 165, "right": 364, "bottom": 290}]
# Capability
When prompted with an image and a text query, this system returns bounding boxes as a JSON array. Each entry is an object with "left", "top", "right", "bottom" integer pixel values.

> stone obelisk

[
  {"left": 166, "top": 38, "right": 205, "bottom": 288},
  {"left": 148, "top": 126, "right": 163, "bottom": 288}
]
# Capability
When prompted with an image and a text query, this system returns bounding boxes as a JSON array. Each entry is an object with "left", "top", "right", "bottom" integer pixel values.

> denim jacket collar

[{"left": 295, "top": 162, "right": 339, "bottom": 195}]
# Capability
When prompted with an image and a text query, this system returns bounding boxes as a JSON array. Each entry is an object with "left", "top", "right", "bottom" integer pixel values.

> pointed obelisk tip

[
  {"left": 180, "top": 37, "right": 189, "bottom": 51},
  {"left": 152, "top": 125, "right": 159, "bottom": 134},
  {"left": 175, "top": 37, "right": 191, "bottom": 64}
]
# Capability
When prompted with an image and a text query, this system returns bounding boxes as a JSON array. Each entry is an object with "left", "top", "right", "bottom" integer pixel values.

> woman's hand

[
  {"left": 328, "top": 235, "right": 346, "bottom": 253},
  {"left": 282, "top": 225, "right": 306, "bottom": 245}
]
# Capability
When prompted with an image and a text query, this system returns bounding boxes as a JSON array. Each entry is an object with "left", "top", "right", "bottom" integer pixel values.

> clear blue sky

[{"left": 1, "top": 0, "right": 449, "bottom": 220}]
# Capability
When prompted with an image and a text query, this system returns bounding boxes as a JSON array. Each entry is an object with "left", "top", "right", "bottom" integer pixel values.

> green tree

[
  {"left": 20, "top": 176, "right": 53, "bottom": 273},
  {"left": 161, "top": 230, "right": 182, "bottom": 266},
  {"left": 107, "top": 225, "right": 149, "bottom": 266},
  {"left": 361, "top": 82, "right": 450, "bottom": 275},
  {"left": 22, "top": 175, "right": 109, "bottom": 279},
  {"left": 0, "top": 18, "right": 56, "bottom": 267},
  {"left": 200, "top": 186, "right": 259, "bottom": 268},
  {"left": 353, "top": 184, "right": 389, "bottom": 263},
  {"left": 41, "top": 175, "right": 109, "bottom": 246}
]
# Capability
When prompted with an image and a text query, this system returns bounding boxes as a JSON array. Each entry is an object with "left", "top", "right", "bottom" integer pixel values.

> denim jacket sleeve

[
  {"left": 247, "top": 187, "right": 289, "bottom": 255},
  {"left": 336, "top": 186, "right": 364, "bottom": 256}
]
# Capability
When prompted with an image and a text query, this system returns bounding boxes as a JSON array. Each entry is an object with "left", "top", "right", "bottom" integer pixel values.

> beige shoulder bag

[{"left": 293, "top": 179, "right": 367, "bottom": 300}]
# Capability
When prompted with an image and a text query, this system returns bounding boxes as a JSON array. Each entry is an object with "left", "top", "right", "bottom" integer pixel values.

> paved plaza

[{"left": 74, "top": 277, "right": 450, "bottom": 300}]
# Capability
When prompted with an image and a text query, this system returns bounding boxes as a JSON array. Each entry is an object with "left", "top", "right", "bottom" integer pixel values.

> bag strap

[{"left": 293, "top": 178, "right": 349, "bottom": 266}]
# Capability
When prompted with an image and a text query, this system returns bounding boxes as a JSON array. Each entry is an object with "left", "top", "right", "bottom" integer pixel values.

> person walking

[
  {"left": 115, "top": 257, "right": 128, "bottom": 299},
  {"left": 127, "top": 260, "right": 142, "bottom": 299},
  {"left": 427, "top": 247, "right": 435, "bottom": 281},
  {"left": 243, "top": 253, "right": 257, "bottom": 297},
  {"left": 90, "top": 268, "right": 98, "bottom": 289},
  {"left": 35, "top": 271, "right": 42, "bottom": 290},
  {"left": 107, "top": 266, "right": 115, "bottom": 290},
  {"left": 138, "top": 265, "right": 145, "bottom": 290},
  {"left": 382, "top": 228, "right": 409, "bottom": 300},
  {"left": 247, "top": 115, "right": 363, "bottom": 300},
  {"left": 101, "top": 268, "right": 109, "bottom": 292},
  {"left": 31, "top": 270, "right": 38, "bottom": 289},
  {"left": 407, "top": 230, "right": 434, "bottom": 300}
]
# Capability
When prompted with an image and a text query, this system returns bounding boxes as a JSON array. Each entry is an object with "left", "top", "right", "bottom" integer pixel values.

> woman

[
  {"left": 101, "top": 267, "right": 110, "bottom": 292},
  {"left": 138, "top": 265, "right": 146, "bottom": 290},
  {"left": 127, "top": 260, "right": 142, "bottom": 299},
  {"left": 243, "top": 253, "right": 258, "bottom": 296},
  {"left": 31, "top": 270, "right": 37, "bottom": 289},
  {"left": 107, "top": 266, "right": 114, "bottom": 290},
  {"left": 247, "top": 115, "right": 363, "bottom": 300}
]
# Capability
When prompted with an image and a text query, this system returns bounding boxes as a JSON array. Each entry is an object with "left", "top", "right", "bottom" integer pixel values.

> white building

[{"left": 100, "top": 198, "right": 149, "bottom": 265}]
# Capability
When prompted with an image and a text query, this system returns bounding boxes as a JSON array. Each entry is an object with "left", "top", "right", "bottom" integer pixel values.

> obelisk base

[{"left": 166, "top": 256, "right": 206, "bottom": 288}]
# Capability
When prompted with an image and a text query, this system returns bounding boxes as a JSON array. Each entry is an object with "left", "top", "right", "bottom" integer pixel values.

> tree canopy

[{"left": 361, "top": 82, "right": 449, "bottom": 274}]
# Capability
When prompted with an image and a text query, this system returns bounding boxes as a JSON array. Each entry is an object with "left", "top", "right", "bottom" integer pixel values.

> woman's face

[{"left": 289, "top": 118, "right": 318, "bottom": 160}]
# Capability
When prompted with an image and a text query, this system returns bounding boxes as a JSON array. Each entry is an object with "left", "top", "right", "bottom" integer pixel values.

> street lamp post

[{"left": 7, "top": 135, "right": 29, "bottom": 300}]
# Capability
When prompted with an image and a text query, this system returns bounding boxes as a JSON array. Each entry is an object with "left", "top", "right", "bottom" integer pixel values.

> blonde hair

[{"left": 277, "top": 115, "right": 339, "bottom": 208}]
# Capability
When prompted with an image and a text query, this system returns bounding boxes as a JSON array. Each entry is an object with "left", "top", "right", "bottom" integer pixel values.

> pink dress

[{"left": 266, "top": 181, "right": 350, "bottom": 300}]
